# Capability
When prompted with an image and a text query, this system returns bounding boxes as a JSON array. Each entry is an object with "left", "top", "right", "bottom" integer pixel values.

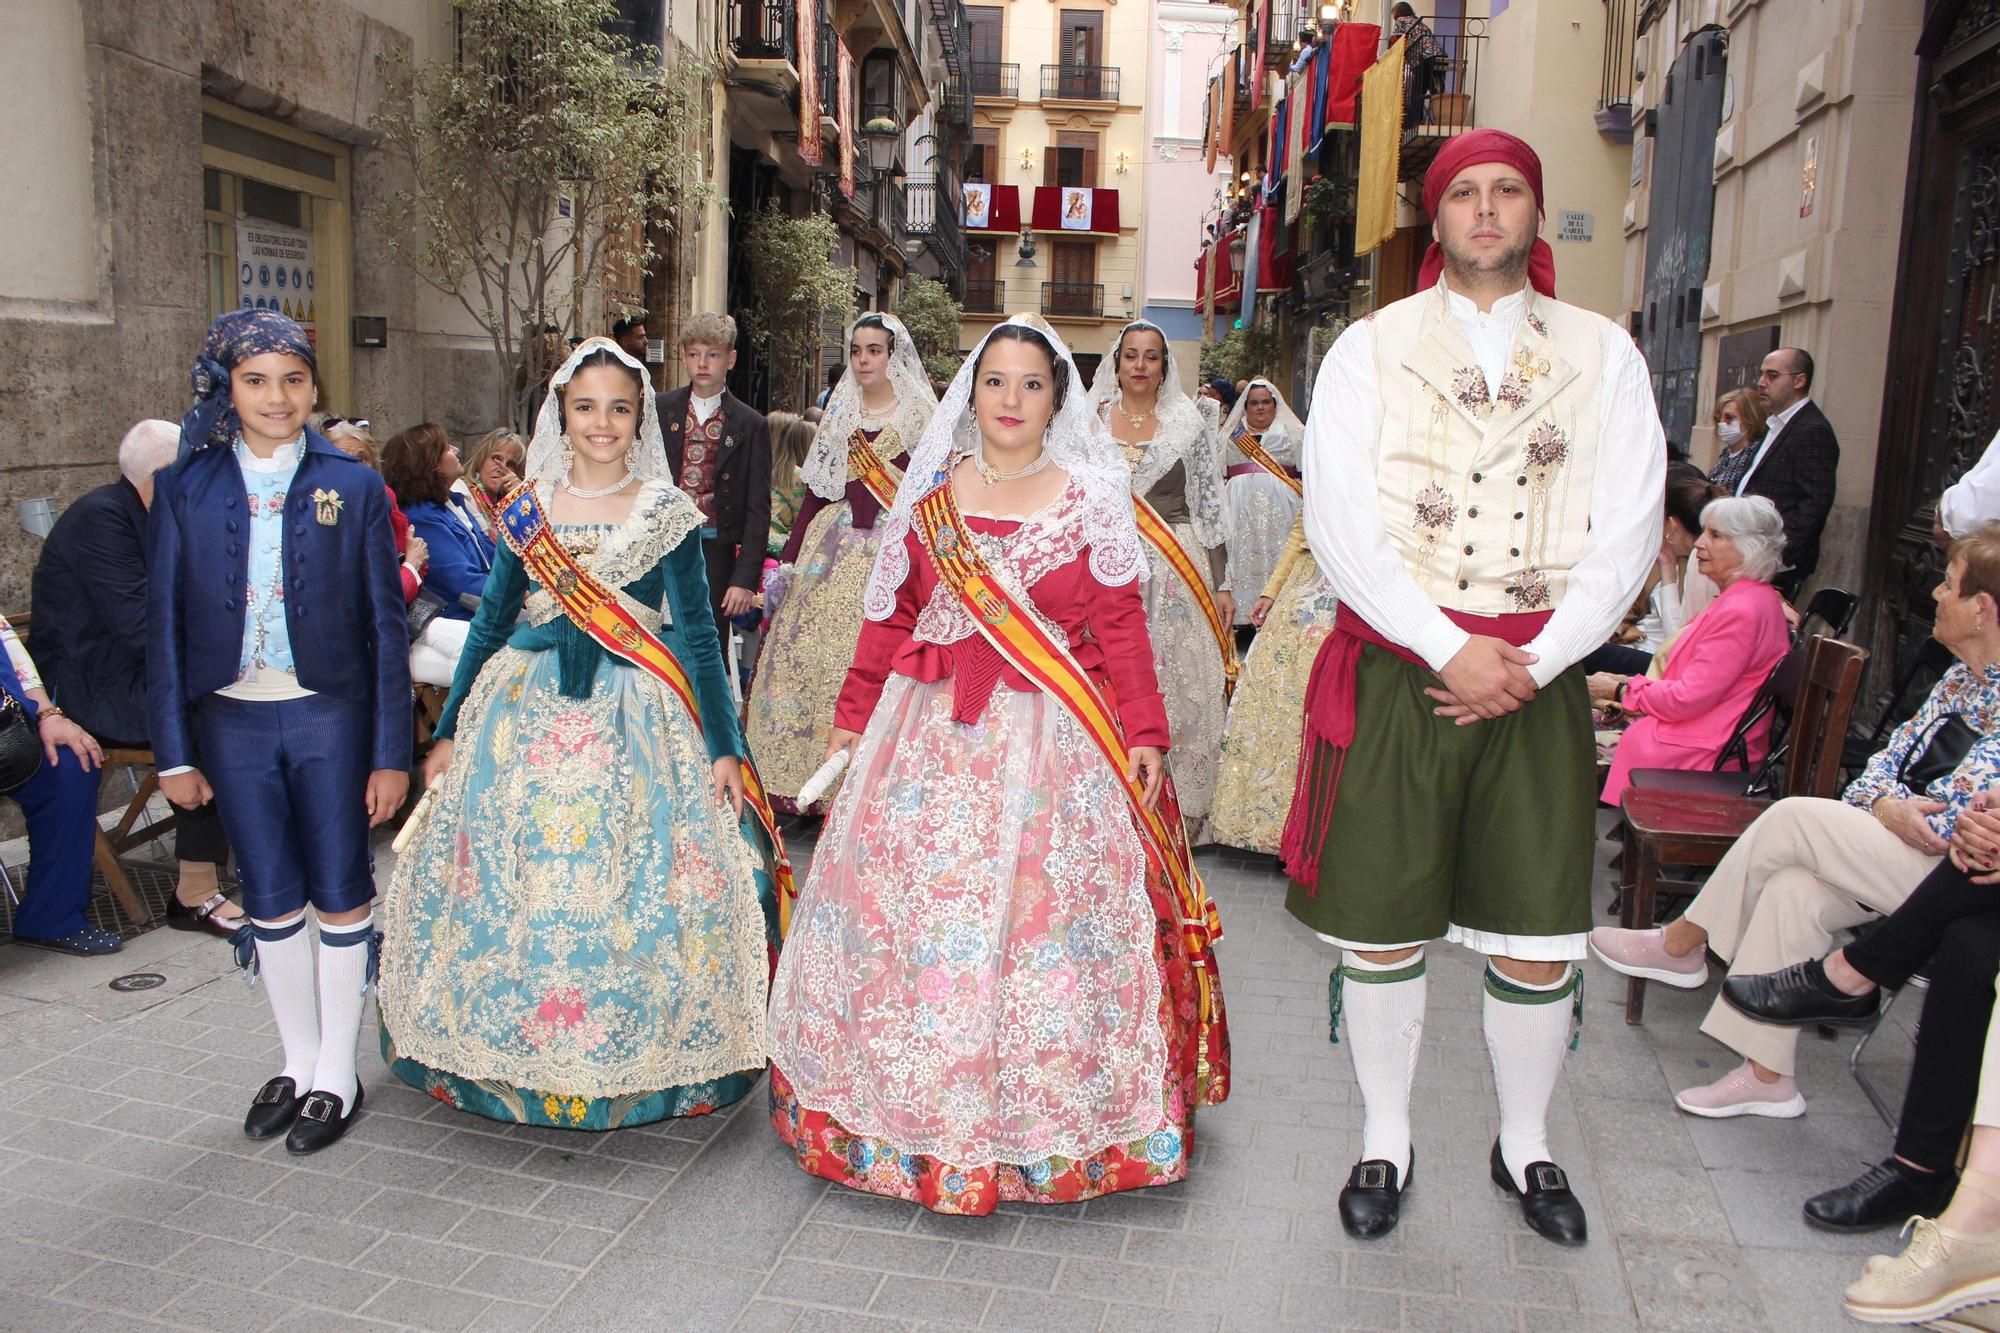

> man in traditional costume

[{"left": 1280, "top": 131, "right": 1664, "bottom": 1245}]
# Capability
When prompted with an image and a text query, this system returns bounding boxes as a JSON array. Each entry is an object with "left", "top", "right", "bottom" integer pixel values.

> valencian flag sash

[
  {"left": 1132, "top": 494, "right": 1239, "bottom": 695},
  {"left": 493, "top": 484, "right": 799, "bottom": 931},
  {"left": 911, "top": 477, "right": 1228, "bottom": 1104},
  {"left": 1230, "top": 425, "right": 1304, "bottom": 498},
  {"left": 847, "top": 428, "right": 904, "bottom": 508}
]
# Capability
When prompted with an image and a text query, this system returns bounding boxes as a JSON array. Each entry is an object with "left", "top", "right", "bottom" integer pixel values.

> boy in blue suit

[{"left": 149, "top": 311, "right": 411, "bottom": 1154}]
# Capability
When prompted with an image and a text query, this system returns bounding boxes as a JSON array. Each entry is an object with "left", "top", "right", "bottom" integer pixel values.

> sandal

[
  {"left": 168, "top": 891, "right": 245, "bottom": 939},
  {"left": 16, "top": 925, "right": 124, "bottom": 956}
]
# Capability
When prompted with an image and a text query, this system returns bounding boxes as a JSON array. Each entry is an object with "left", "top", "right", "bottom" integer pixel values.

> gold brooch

[
  {"left": 312, "top": 489, "right": 343, "bottom": 526},
  {"left": 1512, "top": 349, "right": 1552, "bottom": 384}
]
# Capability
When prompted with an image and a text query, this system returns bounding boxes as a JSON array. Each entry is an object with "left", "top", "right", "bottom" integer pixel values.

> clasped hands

[
  {"left": 1424, "top": 635, "right": 1540, "bottom": 726},
  {"left": 1948, "top": 789, "right": 2000, "bottom": 884}
]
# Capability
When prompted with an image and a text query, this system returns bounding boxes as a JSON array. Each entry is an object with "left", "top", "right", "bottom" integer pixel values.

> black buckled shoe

[
  {"left": 1338, "top": 1151, "right": 1412, "bottom": 1240},
  {"left": 1805, "top": 1158, "right": 1957, "bottom": 1233},
  {"left": 284, "top": 1081, "right": 363, "bottom": 1155},
  {"left": 1490, "top": 1140, "right": 1587, "bottom": 1246},
  {"left": 244, "top": 1077, "right": 303, "bottom": 1140},
  {"left": 1721, "top": 960, "right": 1883, "bottom": 1029}
]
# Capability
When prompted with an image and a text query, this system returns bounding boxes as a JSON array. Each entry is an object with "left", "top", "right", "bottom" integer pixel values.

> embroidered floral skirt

[
  {"left": 746, "top": 502, "right": 878, "bottom": 813},
  {"left": 1222, "top": 472, "right": 1302, "bottom": 625},
  {"left": 1145, "top": 520, "right": 1229, "bottom": 833},
  {"left": 378, "top": 647, "right": 778, "bottom": 1130},
  {"left": 1211, "top": 555, "right": 1338, "bottom": 855},
  {"left": 766, "top": 676, "right": 1228, "bottom": 1214}
]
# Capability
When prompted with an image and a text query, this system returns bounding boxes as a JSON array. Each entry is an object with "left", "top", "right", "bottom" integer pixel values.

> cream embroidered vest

[{"left": 1369, "top": 285, "right": 1606, "bottom": 616}]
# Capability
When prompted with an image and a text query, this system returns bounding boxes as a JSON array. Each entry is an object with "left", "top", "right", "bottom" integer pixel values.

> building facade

[
  {"left": 1144, "top": 0, "right": 1238, "bottom": 384},
  {"left": 958, "top": 0, "right": 1154, "bottom": 379}
]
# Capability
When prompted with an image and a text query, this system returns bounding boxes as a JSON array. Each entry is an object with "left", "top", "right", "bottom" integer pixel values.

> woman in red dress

[{"left": 766, "top": 316, "right": 1230, "bottom": 1214}]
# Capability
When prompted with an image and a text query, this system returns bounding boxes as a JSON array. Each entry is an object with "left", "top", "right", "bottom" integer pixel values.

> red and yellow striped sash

[
  {"left": 847, "top": 429, "right": 904, "bottom": 509},
  {"left": 493, "top": 484, "right": 798, "bottom": 931},
  {"left": 1132, "top": 495, "right": 1239, "bottom": 694},
  {"left": 1231, "top": 426, "right": 1303, "bottom": 498},
  {"left": 911, "top": 480, "right": 1226, "bottom": 1100}
]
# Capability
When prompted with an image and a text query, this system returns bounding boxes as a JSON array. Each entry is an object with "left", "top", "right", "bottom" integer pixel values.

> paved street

[{"left": 0, "top": 826, "right": 1937, "bottom": 1332}]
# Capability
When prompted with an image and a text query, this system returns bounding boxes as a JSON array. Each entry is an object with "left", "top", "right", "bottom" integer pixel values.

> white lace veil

[
  {"left": 801, "top": 313, "right": 939, "bottom": 501},
  {"left": 1219, "top": 376, "right": 1306, "bottom": 449},
  {"left": 525, "top": 336, "right": 674, "bottom": 486},
  {"left": 863, "top": 314, "right": 1147, "bottom": 621},
  {"left": 1086, "top": 320, "right": 1230, "bottom": 549}
]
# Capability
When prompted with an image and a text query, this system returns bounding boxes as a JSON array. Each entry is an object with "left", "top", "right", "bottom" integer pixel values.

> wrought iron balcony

[
  {"left": 1266, "top": 0, "right": 1307, "bottom": 62},
  {"left": 903, "top": 174, "right": 967, "bottom": 280},
  {"left": 1041, "top": 281, "right": 1104, "bottom": 318},
  {"left": 1396, "top": 15, "right": 1487, "bottom": 181},
  {"left": 1040, "top": 64, "right": 1120, "bottom": 102},
  {"left": 973, "top": 61, "right": 1020, "bottom": 99},
  {"left": 728, "top": 0, "right": 796, "bottom": 63},
  {"left": 964, "top": 277, "right": 1004, "bottom": 313},
  {"left": 1597, "top": 0, "right": 1637, "bottom": 141}
]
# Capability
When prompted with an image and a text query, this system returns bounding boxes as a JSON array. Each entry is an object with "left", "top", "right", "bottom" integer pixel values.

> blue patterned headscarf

[{"left": 179, "top": 309, "right": 319, "bottom": 460}]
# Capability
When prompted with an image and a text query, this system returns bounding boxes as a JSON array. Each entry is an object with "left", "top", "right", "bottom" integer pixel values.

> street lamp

[{"left": 862, "top": 117, "right": 900, "bottom": 173}]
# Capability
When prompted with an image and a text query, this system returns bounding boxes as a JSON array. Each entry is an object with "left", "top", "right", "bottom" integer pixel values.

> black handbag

[
  {"left": 0, "top": 692, "right": 43, "bottom": 795},
  {"left": 1898, "top": 713, "right": 1982, "bottom": 791},
  {"left": 406, "top": 586, "right": 450, "bottom": 641}
]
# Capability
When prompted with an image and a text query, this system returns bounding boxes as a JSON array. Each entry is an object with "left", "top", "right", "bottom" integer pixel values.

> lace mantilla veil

[
  {"left": 524, "top": 336, "right": 679, "bottom": 494},
  {"left": 862, "top": 314, "right": 1147, "bottom": 622},
  {"left": 1218, "top": 376, "right": 1307, "bottom": 449},
  {"left": 1087, "top": 320, "right": 1229, "bottom": 549},
  {"left": 801, "top": 313, "right": 939, "bottom": 501}
]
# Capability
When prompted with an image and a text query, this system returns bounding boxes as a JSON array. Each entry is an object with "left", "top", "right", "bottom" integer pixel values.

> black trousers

[
  {"left": 1581, "top": 643, "right": 1654, "bottom": 676},
  {"left": 99, "top": 739, "right": 231, "bottom": 867},
  {"left": 1846, "top": 857, "right": 2000, "bottom": 1173}
]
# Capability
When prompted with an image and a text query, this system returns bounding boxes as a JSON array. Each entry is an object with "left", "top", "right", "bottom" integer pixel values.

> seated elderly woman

[
  {"left": 383, "top": 423, "right": 495, "bottom": 620},
  {"left": 1585, "top": 464, "right": 1722, "bottom": 676},
  {"left": 1590, "top": 495, "right": 1791, "bottom": 805},
  {"left": 0, "top": 615, "right": 114, "bottom": 955},
  {"left": 1590, "top": 523, "right": 2000, "bottom": 1118}
]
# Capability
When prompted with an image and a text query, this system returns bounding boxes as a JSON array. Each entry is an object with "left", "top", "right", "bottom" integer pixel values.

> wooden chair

[{"left": 1616, "top": 635, "right": 1869, "bottom": 1022}]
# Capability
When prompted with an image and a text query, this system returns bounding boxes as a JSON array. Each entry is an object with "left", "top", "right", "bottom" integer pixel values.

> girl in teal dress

[{"left": 377, "top": 338, "right": 778, "bottom": 1129}]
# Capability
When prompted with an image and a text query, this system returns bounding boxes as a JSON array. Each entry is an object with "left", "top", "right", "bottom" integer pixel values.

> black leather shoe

[
  {"left": 1721, "top": 960, "right": 1882, "bottom": 1029},
  {"left": 1491, "top": 1140, "right": 1587, "bottom": 1246},
  {"left": 1804, "top": 1159, "right": 1956, "bottom": 1233},
  {"left": 1338, "top": 1151, "right": 1412, "bottom": 1240},
  {"left": 244, "top": 1077, "right": 303, "bottom": 1140},
  {"left": 284, "top": 1082, "right": 363, "bottom": 1155}
]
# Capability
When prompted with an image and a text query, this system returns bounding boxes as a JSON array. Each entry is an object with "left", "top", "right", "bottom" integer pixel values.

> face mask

[{"left": 1716, "top": 421, "right": 1744, "bottom": 447}]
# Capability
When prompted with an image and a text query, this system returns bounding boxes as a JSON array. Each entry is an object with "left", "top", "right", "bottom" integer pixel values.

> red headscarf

[{"left": 1416, "top": 129, "right": 1557, "bottom": 298}]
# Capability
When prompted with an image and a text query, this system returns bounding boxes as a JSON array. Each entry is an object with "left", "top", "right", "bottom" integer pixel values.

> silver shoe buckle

[
  {"left": 1530, "top": 1164, "right": 1567, "bottom": 1193},
  {"left": 299, "top": 1095, "right": 335, "bottom": 1124},
  {"left": 1354, "top": 1162, "right": 1391, "bottom": 1191}
]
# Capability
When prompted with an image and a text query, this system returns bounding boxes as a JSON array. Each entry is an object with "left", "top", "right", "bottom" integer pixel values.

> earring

[{"left": 560, "top": 433, "right": 575, "bottom": 467}]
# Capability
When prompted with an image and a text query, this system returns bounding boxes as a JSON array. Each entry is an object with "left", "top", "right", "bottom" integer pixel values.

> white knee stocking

[
  {"left": 1483, "top": 964, "right": 1580, "bottom": 1191},
  {"left": 1335, "top": 949, "right": 1427, "bottom": 1178},
  {"left": 250, "top": 913, "right": 319, "bottom": 1089},
  {"left": 310, "top": 913, "right": 377, "bottom": 1106}
]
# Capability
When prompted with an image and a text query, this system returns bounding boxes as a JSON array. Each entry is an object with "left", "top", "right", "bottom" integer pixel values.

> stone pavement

[{"left": 0, "top": 826, "right": 1938, "bottom": 1332}]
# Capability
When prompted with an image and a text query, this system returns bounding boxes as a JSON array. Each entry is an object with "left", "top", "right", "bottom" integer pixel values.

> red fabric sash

[
  {"left": 1225, "top": 462, "right": 1302, "bottom": 481},
  {"left": 1279, "top": 604, "right": 1551, "bottom": 887}
]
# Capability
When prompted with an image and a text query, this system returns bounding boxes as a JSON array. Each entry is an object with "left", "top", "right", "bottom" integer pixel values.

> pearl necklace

[
  {"left": 563, "top": 469, "right": 636, "bottom": 499},
  {"left": 975, "top": 448, "right": 1052, "bottom": 486}
]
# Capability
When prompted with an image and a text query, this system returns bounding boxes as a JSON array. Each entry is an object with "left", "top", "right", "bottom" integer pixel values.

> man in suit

[
  {"left": 30, "top": 419, "right": 239, "bottom": 937},
  {"left": 655, "top": 311, "right": 773, "bottom": 641},
  {"left": 1742, "top": 347, "right": 1840, "bottom": 599}
]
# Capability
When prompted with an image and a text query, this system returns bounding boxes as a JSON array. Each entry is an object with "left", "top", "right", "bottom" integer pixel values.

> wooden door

[{"left": 1058, "top": 10, "right": 1103, "bottom": 96}]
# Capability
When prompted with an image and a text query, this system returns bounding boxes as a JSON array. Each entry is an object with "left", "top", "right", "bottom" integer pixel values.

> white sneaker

[{"left": 1672, "top": 1060, "right": 1806, "bottom": 1119}]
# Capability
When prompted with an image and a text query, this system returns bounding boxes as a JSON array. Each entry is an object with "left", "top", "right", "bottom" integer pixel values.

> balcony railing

[
  {"left": 1040, "top": 64, "right": 1120, "bottom": 102},
  {"left": 818, "top": 22, "right": 840, "bottom": 122},
  {"left": 728, "top": 0, "right": 796, "bottom": 62},
  {"left": 1596, "top": 0, "right": 1637, "bottom": 140},
  {"left": 972, "top": 61, "right": 1020, "bottom": 98},
  {"left": 964, "top": 276, "right": 1004, "bottom": 313},
  {"left": 903, "top": 174, "right": 967, "bottom": 279},
  {"left": 1041, "top": 281, "right": 1104, "bottom": 318},
  {"left": 1266, "top": 0, "right": 1307, "bottom": 61},
  {"left": 1395, "top": 15, "right": 1487, "bottom": 179}
]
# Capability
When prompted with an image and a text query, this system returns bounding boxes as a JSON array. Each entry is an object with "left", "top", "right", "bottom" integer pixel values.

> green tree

[
  {"left": 743, "top": 205, "right": 857, "bottom": 411},
  {"left": 369, "top": 0, "right": 710, "bottom": 429},
  {"left": 892, "top": 276, "right": 966, "bottom": 386},
  {"left": 1199, "top": 323, "right": 1282, "bottom": 386}
]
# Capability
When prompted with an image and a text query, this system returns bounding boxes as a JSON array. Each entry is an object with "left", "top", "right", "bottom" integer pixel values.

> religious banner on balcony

[
  {"left": 837, "top": 38, "right": 856, "bottom": 200},
  {"left": 1204, "top": 74, "right": 1222, "bottom": 174},
  {"left": 1307, "top": 39, "right": 1331, "bottom": 152},
  {"left": 797, "top": 0, "right": 822, "bottom": 166},
  {"left": 1285, "top": 72, "right": 1306, "bottom": 225},
  {"left": 1030, "top": 186, "right": 1120, "bottom": 236},
  {"left": 1325, "top": 22, "right": 1379, "bottom": 129},
  {"left": 1194, "top": 235, "right": 1239, "bottom": 315},
  {"left": 1250, "top": 0, "right": 1270, "bottom": 102},
  {"left": 1220, "top": 60, "right": 1237, "bottom": 162},
  {"left": 961, "top": 182, "right": 1022, "bottom": 233},
  {"left": 1255, "top": 204, "right": 1295, "bottom": 291},
  {"left": 1355, "top": 38, "right": 1404, "bottom": 256}
]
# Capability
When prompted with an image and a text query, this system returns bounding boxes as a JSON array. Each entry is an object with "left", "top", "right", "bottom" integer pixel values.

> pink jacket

[{"left": 1602, "top": 578, "right": 1791, "bottom": 805}]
